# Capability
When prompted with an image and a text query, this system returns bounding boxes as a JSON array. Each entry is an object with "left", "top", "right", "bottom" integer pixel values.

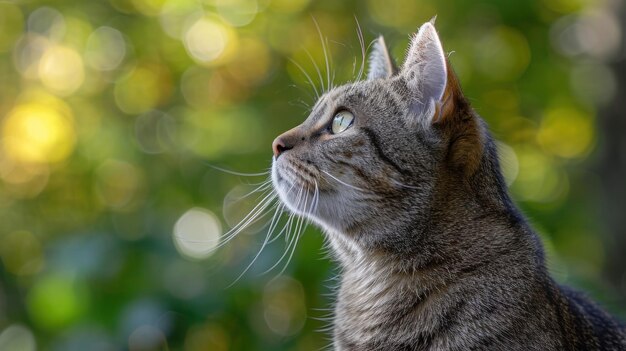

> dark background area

[{"left": 0, "top": 0, "right": 624, "bottom": 350}]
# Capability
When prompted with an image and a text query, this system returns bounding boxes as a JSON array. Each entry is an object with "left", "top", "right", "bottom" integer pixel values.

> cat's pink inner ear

[{"left": 402, "top": 22, "right": 448, "bottom": 111}]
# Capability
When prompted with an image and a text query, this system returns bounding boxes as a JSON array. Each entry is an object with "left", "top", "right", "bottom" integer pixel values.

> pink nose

[{"left": 272, "top": 136, "right": 292, "bottom": 158}]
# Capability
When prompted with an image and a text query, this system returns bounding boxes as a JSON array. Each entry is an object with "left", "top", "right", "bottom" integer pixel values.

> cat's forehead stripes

[
  {"left": 305, "top": 87, "right": 351, "bottom": 130},
  {"left": 305, "top": 81, "right": 407, "bottom": 131}
]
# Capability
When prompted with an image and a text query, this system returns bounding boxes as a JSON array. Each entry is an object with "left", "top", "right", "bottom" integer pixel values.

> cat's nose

[{"left": 272, "top": 136, "right": 293, "bottom": 159}]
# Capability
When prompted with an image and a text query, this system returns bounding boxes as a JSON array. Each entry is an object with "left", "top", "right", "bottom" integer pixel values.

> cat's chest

[{"left": 333, "top": 268, "right": 449, "bottom": 350}]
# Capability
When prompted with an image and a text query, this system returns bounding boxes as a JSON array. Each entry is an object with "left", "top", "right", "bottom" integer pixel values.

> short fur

[{"left": 270, "top": 22, "right": 626, "bottom": 350}]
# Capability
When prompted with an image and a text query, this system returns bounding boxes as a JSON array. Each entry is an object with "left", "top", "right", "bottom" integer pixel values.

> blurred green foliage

[{"left": 0, "top": 0, "right": 624, "bottom": 350}]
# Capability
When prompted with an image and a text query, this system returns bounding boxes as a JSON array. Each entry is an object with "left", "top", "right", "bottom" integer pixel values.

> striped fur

[{"left": 270, "top": 22, "right": 626, "bottom": 350}]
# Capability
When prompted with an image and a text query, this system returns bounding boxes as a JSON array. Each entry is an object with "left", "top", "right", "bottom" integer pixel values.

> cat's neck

[
  {"left": 328, "top": 192, "right": 536, "bottom": 280},
  {"left": 327, "top": 136, "right": 550, "bottom": 349},
  {"left": 329, "top": 186, "right": 543, "bottom": 349},
  {"left": 330, "top": 142, "right": 542, "bottom": 305},
  {"left": 329, "top": 157, "right": 538, "bottom": 276}
]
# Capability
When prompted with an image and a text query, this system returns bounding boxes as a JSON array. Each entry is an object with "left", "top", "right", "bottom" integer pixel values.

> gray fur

[{"left": 270, "top": 21, "right": 626, "bottom": 350}]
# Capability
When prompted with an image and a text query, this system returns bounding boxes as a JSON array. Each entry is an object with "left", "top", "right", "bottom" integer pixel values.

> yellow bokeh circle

[
  {"left": 38, "top": 45, "right": 85, "bottom": 96},
  {"left": 537, "top": 107, "right": 594, "bottom": 159},
  {"left": 183, "top": 16, "right": 239, "bottom": 66},
  {"left": 2, "top": 101, "right": 76, "bottom": 164}
]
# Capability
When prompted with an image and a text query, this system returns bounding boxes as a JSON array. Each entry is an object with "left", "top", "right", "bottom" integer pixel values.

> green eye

[{"left": 331, "top": 110, "right": 354, "bottom": 134}]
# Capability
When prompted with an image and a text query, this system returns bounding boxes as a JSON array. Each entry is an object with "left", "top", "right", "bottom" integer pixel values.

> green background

[{"left": 0, "top": 0, "right": 624, "bottom": 350}]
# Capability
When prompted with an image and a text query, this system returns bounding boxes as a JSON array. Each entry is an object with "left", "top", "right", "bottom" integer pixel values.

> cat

[{"left": 269, "top": 20, "right": 626, "bottom": 350}]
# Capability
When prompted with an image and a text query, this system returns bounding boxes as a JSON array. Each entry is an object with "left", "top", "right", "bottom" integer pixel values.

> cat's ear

[
  {"left": 404, "top": 22, "right": 481, "bottom": 174},
  {"left": 401, "top": 21, "right": 448, "bottom": 122},
  {"left": 367, "top": 36, "right": 398, "bottom": 80}
]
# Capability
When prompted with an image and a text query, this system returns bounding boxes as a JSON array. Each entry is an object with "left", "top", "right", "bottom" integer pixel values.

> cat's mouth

[{"left": 272, "top": 159, "right": 320, "bottom": 217}]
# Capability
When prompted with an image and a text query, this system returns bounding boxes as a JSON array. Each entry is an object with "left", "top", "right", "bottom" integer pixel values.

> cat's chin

[{"left": 271, "top": 163, "right": 319, "bottom": 219}]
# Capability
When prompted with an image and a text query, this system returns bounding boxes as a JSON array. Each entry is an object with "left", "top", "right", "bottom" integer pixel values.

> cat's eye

[{"left": 331, "top": 111, "right": 354, "bottom": 134}]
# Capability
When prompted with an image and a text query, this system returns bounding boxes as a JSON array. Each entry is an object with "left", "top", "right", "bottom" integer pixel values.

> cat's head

[{"left": 271, "top": 22, "right": 486, "bottom": 253}]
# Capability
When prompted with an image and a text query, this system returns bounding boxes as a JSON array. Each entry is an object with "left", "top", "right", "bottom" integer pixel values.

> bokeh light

[
  {"left": 27, "top": 7, "right": 66, "bottom": 41},
  {"left": 84, "top": 26, "right": 127, "bottom": 71},
  {"left": 131, "top": 0, "right": 166, "bottom": 16},
  {"left": 537, "top": 106, "right": 594, "bottom": 159},
  {"left": 183, "top": 16, "right": 238, "bottom": 66},
  {"left": 114, "top": 62, "right": 172, "bottom": 114},
  {"left": 474, "top": 26, "right": 531, "bottom": 81},
  {"left": 173, "top": 207, "right": 222, "bottom": 260},
  {"left": 134, "top": 109, "right": 177, "bottom": 154},
  {"left": 13, "top": 33, "right": 52, "bottom": 79},
  {"left": 1, "top": 98, "right": 76, "bottom": 164},
  {"left": 511, "top": 146, "right": 569, "bottom": 203},
  {"left": 551, "top": 10, "right": 621, "bottom": 60},
  {"left": 159, "top": 0, "right": 202, "bottom": 39},
  {"left": 216, "top": 0, "right": 259, "bottom": 27},
  {"left": 95, "top": 160, "right": 145, "bottom": 210},
  {"left": 128, "top": 325, "right": 167, "bottom": 351},
  {"left": 225, "top": 37, "right": 271, "bottom": 86},
  {"left": 39, "top": 45, "right": 85, "bottom": 95},
  {"left": 184, "top": 323, "right": 229, "bottom": 351},
  {"left": 263, "top": 276, "right": 307, "bottom": 336},
  {"left": 0, "top": 158, "right": 49, "bottom": 199},
  {"left": 27, "top": 273, "right": 88, "bottom": 330},
  {"left": 0, "top": 230, "right": 44, "bottom": 276},
  {"left": 223, "top": 185, "right": 270, "bottom": 235},
  {"left": 0, "top": 325, "right": 36, "bottom": 351}
]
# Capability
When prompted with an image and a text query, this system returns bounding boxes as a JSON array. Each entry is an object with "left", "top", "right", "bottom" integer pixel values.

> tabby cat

[{"left": 270, "top": 21, "right": 626, "bottom": 350}]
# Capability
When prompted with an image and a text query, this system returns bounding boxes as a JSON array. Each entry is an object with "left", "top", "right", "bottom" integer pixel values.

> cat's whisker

[
  {"left": 265, "top": 181, "right": 317, "bottom": 276},
  {"left": 288, "top": 57, "right": 320, "bottom": 100},
  {"left": 277, "top": 185, "right": 313, "bottom": 276},
  {"left": 231, "top": 200, "right": 281, "bottom": 234},
  {"left": 204, "top": 163, "right": 270, "bottom": 177},
  {"left": 355, "top": 16, "right": 366, "bottom": 82},
  {"left": 284, "top": 186, "right": 303, "bottom": 244},
  {"left": 325, "top": 37, "right": 336, "bottom": 90},
  {"left": 233, "top": 180, "right": 273, "bottom": 202},
  {"left": 180, "top": 201, "right": 276, "bottom": 245},
  {"left": 288, "top": 98, "right": 312, "bottom": 111},
  {"left": 263, "top": 189, "right": 303, "bottom": 274},
  {"left": 211, "top": 191, "right": 277, "bottom": 249},
  {"left": 312, "top": 16, "right": 331, "bottom": 93},
  {"left": 320, "top": 170, "right": 368, "bottom": 193},
  {"left": 287, "top": 85, "right": 314, "bottom": 108},
  {"left": 173, "top": 194, "right": 277, "bottom": 246},
  {"left": 226, "top": 201, "right": 286, "bottom": 287},
  {"left": 267, "top": 182, "right": 298, "bottom": 244},
  {"left": 308, "top": 181, "right": 320, "bottom": 224},
  {"left": 241, "top": 177, "right": 273, "bottom": 186},
  {"left": 266, "top": 219, "right": 290, "bottom": 244},
  {"left": 223, "top": 190, "right": 275, "bottom": 234},
  {"left": 390, "top": 178, "right": 421, "bottom": 190},
  {"left": 172, "top": 193, "right": 273, "bottom": 244},
  {"left": 303, "top": 48, "right": 325, "bottom": 98}
]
